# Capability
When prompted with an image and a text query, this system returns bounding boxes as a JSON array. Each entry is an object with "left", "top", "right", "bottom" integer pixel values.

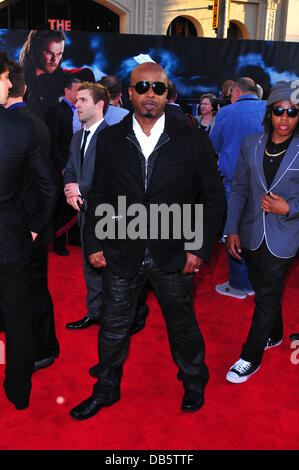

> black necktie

[{"left": 80, "top": 130, "right": 90, "bottom": 167}]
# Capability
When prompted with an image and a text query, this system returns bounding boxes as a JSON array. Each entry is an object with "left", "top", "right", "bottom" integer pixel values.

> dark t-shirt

[{"left": 263, "top": 134, "right": 293, "bottom": 188}]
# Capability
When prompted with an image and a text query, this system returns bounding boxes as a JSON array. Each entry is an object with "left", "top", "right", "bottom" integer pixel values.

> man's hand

[
  {"left": 31, "top": 231, "right": 38, "bottom": 242},
  {"left": 262, "top": 191, "right": 289, "bottom": 215},
  {"left": 227, "top": 234, "right": 242, "bottom": 260},
  {"left": 88, "top": 251, "right": 107, "bottom": 268},
  {"left": 64, "top": 182, "right": 80, "bottom": 199},
  {"left": 66, "top": 195, "right": 83, "bottom": 211},
  {"left": 182, "top": 252, "right": 203, "bottom": 274},
  {"left": 65, "top": 183, "right": 83, "bottom": 211}
]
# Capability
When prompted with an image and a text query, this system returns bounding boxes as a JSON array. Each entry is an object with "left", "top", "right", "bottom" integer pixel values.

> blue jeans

[{"left": 223, "top": 177, "right": 252, "bottom": 292}]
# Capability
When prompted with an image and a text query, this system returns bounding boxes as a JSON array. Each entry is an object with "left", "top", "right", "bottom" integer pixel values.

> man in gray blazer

[{"left": 64, "top": 82, "right": 109, "bottom": 329}]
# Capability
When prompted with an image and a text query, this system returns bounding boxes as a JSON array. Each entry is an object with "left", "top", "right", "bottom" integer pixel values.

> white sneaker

[
  {"left": 226, "top": 358, "right": 260, "bottom": 383},
  {"left": 215, "top": 281, "right": 247, "bottom": 299}
]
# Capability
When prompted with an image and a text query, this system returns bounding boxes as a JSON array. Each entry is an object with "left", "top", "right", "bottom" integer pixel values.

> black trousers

[
  {"left": 92, "top": 256, "right": 209, "bottom": 402},
  {"left": 30, "top": 245, "right": 60, "bottom": 361},
  {"left": 80, "top": 213, "right": 103, "bottom": 321},
  {"left": 0, "top": 257, "right": 33, "bottom": 408},
  {"left": 241, "top": 240, "right": 294, "bottom": 365}
]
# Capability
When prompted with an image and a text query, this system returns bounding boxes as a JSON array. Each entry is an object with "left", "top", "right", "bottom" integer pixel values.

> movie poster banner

[{"left": 1, "top": 28, "right": 299, "bottom": 118}]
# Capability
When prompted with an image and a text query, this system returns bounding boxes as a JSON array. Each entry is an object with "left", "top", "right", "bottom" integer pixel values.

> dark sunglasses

[
  {"left": 272, "top": 106, "right": 299, "bottom": 118},
  {"left": 129, "top": 81, "right": 167, "bottom": 96}
]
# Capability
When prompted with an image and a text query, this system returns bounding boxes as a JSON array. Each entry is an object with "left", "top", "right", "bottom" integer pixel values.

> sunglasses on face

[
  {"left": 129, "top": 81, "right": 167, "bottom": 96},
  {"left": 272, "top": 106, "right": 299, "bottom": 118}
]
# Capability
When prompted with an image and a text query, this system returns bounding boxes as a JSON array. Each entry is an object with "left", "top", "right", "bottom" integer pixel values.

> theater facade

[{"left": 0, "top": 0, "right": 298, "bottom": 42}]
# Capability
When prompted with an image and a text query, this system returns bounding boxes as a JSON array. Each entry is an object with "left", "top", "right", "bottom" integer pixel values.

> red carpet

[{"left": 0, "top": 243, "right": 298, "bottom": 450}]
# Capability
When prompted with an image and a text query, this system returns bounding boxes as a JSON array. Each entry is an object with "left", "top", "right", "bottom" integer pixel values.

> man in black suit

[
  {"left": 46, "top": 76, "right": 82, "bottom": 256},
  {"left": 5, "top": 60, "right": 60, "bottom": 372},
  {"left": 0, "top": 52, "right": 58, "bottom": 410},
  {"left": 69, "top": 62, "right": 225, "bottom": 420},
  {"left": 165, "top": 79, "right": 190, "bottom": 125}
]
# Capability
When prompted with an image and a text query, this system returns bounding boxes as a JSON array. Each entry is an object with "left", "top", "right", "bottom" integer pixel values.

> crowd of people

[{"left": 0, "top": 30, "right": 298, "bottom": 421}]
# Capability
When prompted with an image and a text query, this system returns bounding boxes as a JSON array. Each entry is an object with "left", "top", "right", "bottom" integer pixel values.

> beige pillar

[{"left": 264, "top": 0, "right": 281, "bottom": 40}]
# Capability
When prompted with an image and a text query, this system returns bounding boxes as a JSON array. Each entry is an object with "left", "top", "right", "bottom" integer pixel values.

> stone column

[{"left": 264, "top": 0, "right": 281, "bottom": 40}]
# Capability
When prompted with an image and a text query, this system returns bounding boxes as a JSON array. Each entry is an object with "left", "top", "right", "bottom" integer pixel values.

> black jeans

[
  {"left": 241, "top": 240, "right": 294, "bottom": 365},
  {"left": 92, "top": 256, "right": 209, "bottom": 402}
]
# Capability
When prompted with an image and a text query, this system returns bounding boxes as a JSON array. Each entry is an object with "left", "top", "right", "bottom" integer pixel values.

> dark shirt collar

[{"left": 7, "top": 102, "right": 26, "bottom": 110}]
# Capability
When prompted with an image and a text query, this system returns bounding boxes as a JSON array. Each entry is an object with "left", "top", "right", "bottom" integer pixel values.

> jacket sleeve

[
  {"left": 27, "top": 122, "right": 59, "bottom": 233},
  {"left": 209, "top": 111, "right": 224, "bottom": 154},
  {"left": 223, "top": 138, "right": 250, "bottom": 235},
  {"left": 45, "top": 106, "right": 68, "bottom": 172},
  {"left": 188, "top": 131, "right": 226, "bottom": 263},
  {"left": 83, "top": 133, "right": 106, "bottom": 256},
  {"left": 64, "top": 135, "right": 78, "bottom": 185}
]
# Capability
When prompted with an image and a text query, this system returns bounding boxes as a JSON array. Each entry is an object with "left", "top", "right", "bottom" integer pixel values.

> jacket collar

[
  {"left": 255, "top": 133, "right": 299, "bottom": 191},
  {"left": 81, "top": 119, "right": 108, "bottom": 169},
  {"left": 237, "top": 94, "right": 259, "bottom": 102},
  {"left": 122, "top": 107, "right": 187, "bottom": 134}
]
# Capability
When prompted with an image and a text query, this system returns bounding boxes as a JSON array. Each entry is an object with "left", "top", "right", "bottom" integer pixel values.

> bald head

[
  {"left": 235, "top": 77, "right": 257, "bottom": 94},
  {"left": 130, "top": 62, "right": 167, "bottom": 85},
  {"left": 231, "top": 76, "right": 258, "bottom": 103},
  {"left": 128, "top": 62, "right": 168, "bottom": 128}
]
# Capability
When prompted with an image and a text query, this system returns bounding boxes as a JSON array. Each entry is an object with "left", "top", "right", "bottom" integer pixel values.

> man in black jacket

[
  {"left": 165, "top": 79, "right": 190, "bottom": 125},
  {"left": 46, "top": 76, "right": 82, "bottom": 256},
  {"left": 0, "top": 52, "right": 58, "bottom": 410},
  {"left": 70, "top": 62, "right": 225, "bottom": 421},
  {"left": 5, "top": 60, "right": 60, "bottom": 372}
]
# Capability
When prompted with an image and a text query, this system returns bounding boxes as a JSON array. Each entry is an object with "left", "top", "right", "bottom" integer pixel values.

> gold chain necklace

[{"left": 265, "top": 148, "right": 287, "bottom": 158}]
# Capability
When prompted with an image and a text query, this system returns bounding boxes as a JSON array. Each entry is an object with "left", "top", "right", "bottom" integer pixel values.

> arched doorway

[
  {"left": 0, "top": 0, "right": 120, "bottom": 32},
  {"left": 227, "top": 20, "right": 250, "bottom": 39},
  {"left": 166, "top": 16, "right": 202, "bottom": 37}
]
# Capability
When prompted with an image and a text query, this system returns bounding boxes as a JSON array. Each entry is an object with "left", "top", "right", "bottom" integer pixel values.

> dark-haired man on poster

[
  {"left": 19, "top": 30, "right": 66, "bottom": 120},
  {"left": 19, "top": 30, "right": 95, "bottom": 121}
]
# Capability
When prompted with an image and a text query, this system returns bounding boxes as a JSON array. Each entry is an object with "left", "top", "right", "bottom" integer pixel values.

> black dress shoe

[
  {"left": 33, "top": 355, "right": 56, "bottom": 372},
  {"left": 130, "top": 322, "right": 146, "bottom": 336},
  {"left": 89, "top": 364, "right": 100, "bottom": 378},
  {"left": 290, "top": 333, "right": 299, "bottom": 341},
  {"left": 70, "top": 394, "right": 119, "bottom": 421},
  {"left": 181, "top": 389, "right": 205, "bottom": 412},
  {"left": 54, "top": 247, "right": 69, "bottom": 256},
  {"left": 3, "top": 383, "right": 29, "bottom": 410},
  {"left": 66, "top": 317, "right": 99, "bottom": 329}
]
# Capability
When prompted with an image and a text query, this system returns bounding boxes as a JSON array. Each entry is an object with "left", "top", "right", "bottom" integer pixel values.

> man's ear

[
  {"left": 96, "top": 99, "right": 105, "bottom": 114},
  {"left": 0, "top": 80, "right": 5, "bottom": 105},
  {"left": 128, "top": 87, "right": 133, "bottom": 102}
]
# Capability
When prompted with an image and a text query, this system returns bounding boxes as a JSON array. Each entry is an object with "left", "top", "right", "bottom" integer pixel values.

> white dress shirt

[
  {"left": 132, "top": 113, "right": 165, "bottom": 159},
  {"left": 80, "top": 118, "right": 104, "bottom": 158},
  {"left": 78, "top": 118, "right": 104, "bottom": 197}
]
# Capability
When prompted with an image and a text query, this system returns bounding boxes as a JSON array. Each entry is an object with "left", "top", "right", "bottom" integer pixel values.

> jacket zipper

[{"left": 126, "top": 136, "right": 170, "bottom": 191}]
